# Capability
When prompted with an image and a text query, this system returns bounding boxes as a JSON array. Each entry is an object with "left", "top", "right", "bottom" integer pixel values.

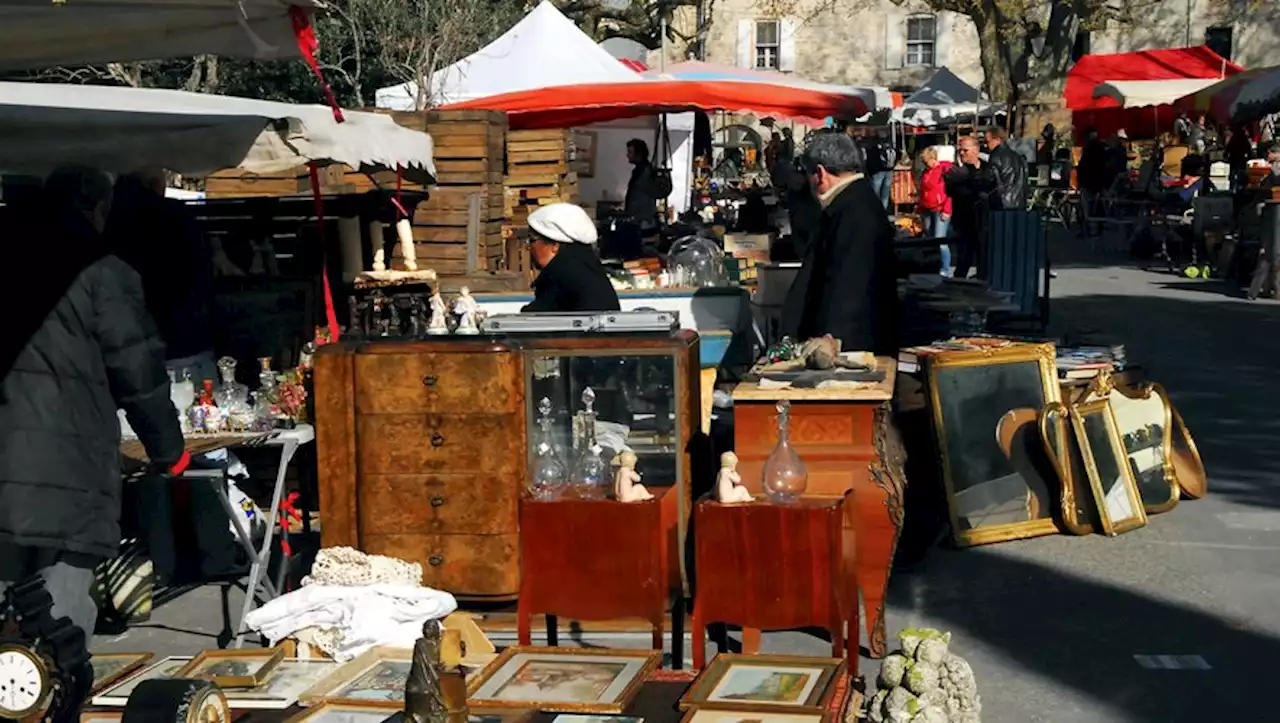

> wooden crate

[{"left": 204, "top": 165, "right": 351, "bottom": 199}]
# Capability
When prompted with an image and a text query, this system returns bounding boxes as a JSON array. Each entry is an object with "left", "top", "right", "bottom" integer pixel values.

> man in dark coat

[
  {"left": 782, "top": 132, "right": 898, "bottom": 355},
  {"left": 0, "top": 166, "right": 187, "bottom": 641},
  {"left": 624, "top": 138, "right": 660, "bottom": 230},
  {"left": 945, "top": 136, "right": 996, "bottom": 279},
  {"left": 984, "top": 126, "right": 1028, "bottom": 211}
]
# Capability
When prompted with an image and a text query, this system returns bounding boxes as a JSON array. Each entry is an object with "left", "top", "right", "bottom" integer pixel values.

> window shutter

[
  {"left": 884, "top": 11, "right": 905, "bottom": 70},
  {"left": 934, "top": 12, "right": 952, "bottom": 67},
  {"left": 779, "top": 17, "right": 798, "bottom": 72},
  {"left": 737, "top": 19, "right": 754, "bottom": 69}
]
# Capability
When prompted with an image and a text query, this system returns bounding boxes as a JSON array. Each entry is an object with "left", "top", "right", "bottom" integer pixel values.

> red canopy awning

[
  {"left": 440, "top": 80, "right": 869, "bottom": 129},
  {"left": 1066, "top": 45, "right": 1242, "bottom": 111}
]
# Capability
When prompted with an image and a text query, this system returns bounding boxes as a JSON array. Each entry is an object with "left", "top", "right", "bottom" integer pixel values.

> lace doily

[{"left": 302, "top": 546, "right": 423, "bottom": 587}]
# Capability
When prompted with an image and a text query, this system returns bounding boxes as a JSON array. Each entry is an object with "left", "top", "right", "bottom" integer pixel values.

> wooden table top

[{"left": 731, "top": 357, "right": 897, "bottom": 402}]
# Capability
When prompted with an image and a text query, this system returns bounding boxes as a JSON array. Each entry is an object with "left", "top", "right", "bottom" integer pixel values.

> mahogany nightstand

[
  {"left": 518, "top": 493, "right": 684, "bottom": 667},
  {"left": 691, "top": 497, "right": 857, "bottom": 677}
]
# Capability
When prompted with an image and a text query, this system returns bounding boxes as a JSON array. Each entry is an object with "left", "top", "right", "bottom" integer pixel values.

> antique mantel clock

[{"left": 0, "top": 578, "right": 91, "bottom": 723}]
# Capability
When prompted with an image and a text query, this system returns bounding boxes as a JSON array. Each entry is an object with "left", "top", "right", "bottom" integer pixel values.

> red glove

[{"left": 168, "top": 450, "right": 192, "bottom": 477}]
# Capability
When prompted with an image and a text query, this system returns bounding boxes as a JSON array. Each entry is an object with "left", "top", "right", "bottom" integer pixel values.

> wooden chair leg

[
  {"left": 546, "top": 614, "right": 559, "bottom": 647},
  {"left": 516, "top": 598, "right": 532, "bottom": 646},
  {"left": 652, "top": 620, "right": 664, "bottom": 657},
  {"left": 671, "top": 597, "right": 685, "bottom": 671},
  {"left": 846, "top": 610, "right": 860, "bottom": 680},
  {"left": 742, "top": 627, "right": 762, "bottom": 654},
  {"left": 691, "top": 603, "right": 706, "bottom": 670}
]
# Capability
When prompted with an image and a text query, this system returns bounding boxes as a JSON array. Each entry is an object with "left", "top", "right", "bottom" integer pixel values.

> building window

[
  {"left": 1205, "top": 25, "right": 1233, "bottom": 61},
  {"left": 905, "top": 15, "right": 936, "bottom": 67},
  {"left": 755, "top": 20, "right": 780, "bottom": 70}
]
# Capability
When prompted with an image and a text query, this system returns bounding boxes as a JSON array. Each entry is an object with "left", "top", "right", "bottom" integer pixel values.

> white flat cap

[{"left": 528, "top": 203, "right": 598, "bottom": 245}]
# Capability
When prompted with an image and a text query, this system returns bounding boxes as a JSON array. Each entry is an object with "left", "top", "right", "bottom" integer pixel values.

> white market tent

[
  {"left": 0, "top": 0, "right": 316, "bottom": 71},
  {"left": 895, "top": 66, "right": 998, "bottom": 127},
  {"left": 1092, "top": 78, "right": 1220, "bottom": 109},
  {"left": 0, "top": 81, "right": 435, "bottom": 179},
  {"left": 374, "top": 0, "right": 642, "bottom": 110}
]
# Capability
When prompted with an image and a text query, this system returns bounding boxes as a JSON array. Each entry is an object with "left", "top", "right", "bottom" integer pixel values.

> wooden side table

[
  {"left": 518, "top": 493, "right": 683, "bottom": 667},
  {"left": 732, "top": 362, "right": 906, "bottom": 658},
  {"left": 691, "top": 498, "right": 857, "bottom": 677}
]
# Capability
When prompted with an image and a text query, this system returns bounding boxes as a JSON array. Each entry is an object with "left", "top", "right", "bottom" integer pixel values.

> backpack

[{"left": 651, "top": 166, "right": 673, "bottom": 198}]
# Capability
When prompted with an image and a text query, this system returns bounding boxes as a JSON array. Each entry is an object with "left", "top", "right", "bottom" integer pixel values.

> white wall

[{"left": 576, "top": 114, "right": 694, "bottom": 214}]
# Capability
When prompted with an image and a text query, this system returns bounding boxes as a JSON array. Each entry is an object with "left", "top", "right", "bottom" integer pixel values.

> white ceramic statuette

[
  {"left": 427, "top": 288, "right": 449, "bottom": 334},
  {"left": 613, "top": 451, "right": 653, "bottom": 502},
  {"left": 716, "top": 451, "right": 754, "bottom": 503},
  {"left": 453, "top": 286, "right": 480, "bottom": 334}
]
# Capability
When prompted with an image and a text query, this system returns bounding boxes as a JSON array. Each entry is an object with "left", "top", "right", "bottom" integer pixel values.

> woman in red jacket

[{"left": 917, "top": 146, "right": 954, "bottom": 276}]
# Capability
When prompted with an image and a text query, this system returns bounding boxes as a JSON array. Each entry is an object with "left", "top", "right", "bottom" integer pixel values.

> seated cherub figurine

[
  {"left": 716, "top": 451, "right": 754, "bottom": 503},
  {"left": 613, "top": 451, "right": 654, "bottom": 502}
]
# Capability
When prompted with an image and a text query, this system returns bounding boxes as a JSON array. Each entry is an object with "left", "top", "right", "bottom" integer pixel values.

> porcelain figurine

[
  {"left": 427, "top": 289, "right": 449, "bottom": 335},
  {"left": 453, "top": 287, "right": 480, "bottom": 335},
  {"left": 613, "top": 451, "right": 653, "bottom": 502},
  {"left": 716, "top": 451, "right": 754, "bottom": 503},
  {"left": 369, "top": 220, "right": 387, "bottom": 272}
]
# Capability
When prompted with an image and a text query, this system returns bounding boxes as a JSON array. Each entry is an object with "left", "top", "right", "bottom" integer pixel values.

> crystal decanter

[
  {"left": 258, "top": 356, "right": 279, "bottom": 401},
  {"left": 762, "top": 400, "right": 808, "bottom": 504},
  {"left": 215, "top": 357, "right": 253, "bottom": 429},
  {"left": 569, "top": 388, "right": 610, "bottom": 499},
  {"left": 529, "top": 397, "right": 568, "bottom": 500}
]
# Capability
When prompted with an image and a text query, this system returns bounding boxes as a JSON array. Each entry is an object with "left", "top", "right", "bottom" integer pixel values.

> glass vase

[
  {"left": 569, "top": 388, "right": 610, "bottom": 500},
  {"left": 529, "top": 397, "right": 568, "bottom": 500},
  {"left": 762, "top": 400, "right": 807, "bottom": 504}
]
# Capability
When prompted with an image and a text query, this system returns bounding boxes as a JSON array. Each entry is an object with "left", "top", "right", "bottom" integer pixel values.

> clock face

[{"left": 0, "top": 648, "right": 47, "bottom": 716}]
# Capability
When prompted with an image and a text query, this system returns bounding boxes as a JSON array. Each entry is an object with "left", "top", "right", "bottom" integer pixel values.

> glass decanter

[
  {"left": 529, "top": 397, "right": 568, "bottom": 500},
  {"left": 215, "top": 357, "right": 252, "bottom": 424},
  {"left": 258, "top": 356, "right": 279, "bottom": 405},
  {"left": 762, "top": 400, "right": 808, "bottom": 504},
  {"left": 169, "top": 368, "right": 195, "bottom": 434},
  {"left": 250, "top": 390, "right": 274, "bottom": 432},
  {"left": 569, "top": 388, "right": 610, "bottom": 500}
]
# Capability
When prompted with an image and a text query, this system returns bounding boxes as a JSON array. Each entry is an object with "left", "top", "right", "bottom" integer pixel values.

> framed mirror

[
  {"left": 1170, "top": 401, "right": 1207, "bottom": 499},
  {"left": 1099, "top": 379, "right": 1179, "bottom": 514},
  {"left": 1069, "top": 399, "right": 1148, "bottom": 535},
  {"left": 928, "top": 344, "right": 1062, "bottom": 547},
  {"left": 1038, "top": 402, "right": 1100, "bottom": 535}
]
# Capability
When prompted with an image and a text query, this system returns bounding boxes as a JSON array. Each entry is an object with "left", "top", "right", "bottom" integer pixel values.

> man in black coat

[
  {"left": 782, "top": 132, "right": 898, "bottom": 355},
  {"left": 624, "top": 138, "right": 660, "bottom": 231},
  {"left": 984, "top": 126, "right": 1028, "bottom": 211},
  {"left": 944, "top": 136, "right": 996, "bottom": 279},
  {"left": 0, "top": 166, "right": 187, "bottom": 641}
]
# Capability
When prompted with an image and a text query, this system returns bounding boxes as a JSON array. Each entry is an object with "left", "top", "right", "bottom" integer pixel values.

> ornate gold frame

[
  {"left": 1069, "top": 399, "right": 1148, "bottom": 535},
  {"left": 677, "top": 654, "right": 845, "bottom": 714},
  {"left": 297, "top": 646, "right": 412, "bottom": 709},
  {"left": 927, "top": 343, "right": 1062, "bottom": 547},
  {"left": 175, "top": 647, "right": 285, "bottom": 689},
  {"left": 1038, "top": 402, "right": 1094, "bottom": 535},
  {"left": 465, "top": 646, "right": 660, "bottom": 714},
  {"left": 680, "top": 706, "right": 833, "bottom": 723},
  {"left": 1088, "top": 372, "right": 1180, "bottom": 514},
  {"left": 1169, "top": 397, "right": 1208, "bottom": 499},
  {"left": 88, "top": 652, "right": 154, "bottom": 696}
]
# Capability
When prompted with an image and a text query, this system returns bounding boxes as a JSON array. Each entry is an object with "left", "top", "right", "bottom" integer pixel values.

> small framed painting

[
  {"left": 80, "top": 711, "right": 124, "bottom": 723},
  {"left": 284, "top": 701, "right": 405, "bottom": 723},
  {"left": 89, "top": 653, "right": 154, "bottom": 695},
  {"left": 91, "top": 656, "right": 193, "bottom": 706},
  {"left": 555, "top": 716, "right": 644, "bottom": 723},
  {"left": 222, "top": 659, "right": 342, "bottom": 710},
  {"left": 678, "top": 655, "right": 845, "bottom": 714},
  {"left": 298, "top": 647, "right": 415, "bottom": 708},
  {"left": 679, "top": 707, "right": 831, "bottom": 723},
  {"left": 176, "top": 647, "right": 286, "bottom": 688},
  {"left": 467, "top": 646, "right": 659, "bottom": 714}
]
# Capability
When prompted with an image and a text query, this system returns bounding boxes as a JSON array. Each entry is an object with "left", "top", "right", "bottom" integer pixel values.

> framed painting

[
  {"left": 80, "top": 711, "right": 124, "bottom": 723},
  {"left": 89, "top": 653, "right": 154, "bottom": 696},
  {"left": 91, "top": 656, "right": 193, "bottom": 706},
  {"left": 679, "top": 708, "right": 831, "bottom": 723},
  {"left": 222, "top": 659, "right": 342, "bottom": 710},
  {"left": 299, "top": 647, "right": 414, "bottom": 708},
  {"left": 678, "top": 655, "right": 845, "bottom": 714},
  {"left": 284, "top": 701, "right": 405, "bottom": 723},
  {"left": 467, "top": 646, "right": 659, "bottom": 714},
  {"left": 175, "top": 647, "right": 285, "bottom": 688}
]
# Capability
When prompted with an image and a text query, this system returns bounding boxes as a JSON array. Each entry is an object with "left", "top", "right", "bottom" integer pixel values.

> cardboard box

[{"left": 723, "top": 233, "right": 773, "bottom": 255}]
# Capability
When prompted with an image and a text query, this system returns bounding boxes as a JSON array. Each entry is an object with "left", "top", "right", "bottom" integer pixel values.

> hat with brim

[{"left": 528, "top": 203, "right": 598, "bottom": 245}]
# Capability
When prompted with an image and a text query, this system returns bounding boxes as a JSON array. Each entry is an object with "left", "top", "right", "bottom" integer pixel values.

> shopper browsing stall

[
  {"left": 917, "top": 146, "right": 955, "bottom": 276},
  {"left": 521, "top": 203, "right": 621, "bottom": 313},
  {"left": 0, "top": 166, "right": 187, "bottom": 646},
  {"left": 782, "top": 132, "right": 898, "bottom": 355}
]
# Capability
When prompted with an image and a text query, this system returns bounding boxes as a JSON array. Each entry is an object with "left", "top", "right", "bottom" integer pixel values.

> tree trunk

[{"left": 972, "top": 5, "right": 1013, "bottom": 106}]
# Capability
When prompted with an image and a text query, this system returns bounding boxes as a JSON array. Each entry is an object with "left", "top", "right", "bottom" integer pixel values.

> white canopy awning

[
  {"left": 0, "top": 0, "right": 316, "bottom": 72},
  {"left": 1092, "top": 78, "right": 1220, "bottom": 109},
  {"left": 0, "top": 82, "right": 435, "bottom": 180},
  {"left": 375, "top": 1, "right": 641, "bottom": 110}
]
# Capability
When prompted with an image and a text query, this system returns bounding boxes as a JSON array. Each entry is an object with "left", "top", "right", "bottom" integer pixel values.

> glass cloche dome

[{"left": 666, "top": 234, "right": 726, "bottom": 288}]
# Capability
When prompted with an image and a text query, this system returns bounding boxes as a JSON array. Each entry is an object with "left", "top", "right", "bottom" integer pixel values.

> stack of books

[{"left": 1057, "top": 345, "right": 1127, "bottom": 379}]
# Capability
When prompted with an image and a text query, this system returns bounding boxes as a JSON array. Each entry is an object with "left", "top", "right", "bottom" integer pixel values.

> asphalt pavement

[{"left": 92, "top": 232, "right": 1280, "bottom": 722}]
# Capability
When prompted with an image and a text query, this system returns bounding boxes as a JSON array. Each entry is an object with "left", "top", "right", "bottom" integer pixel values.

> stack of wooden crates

[{"left": 502, "top": 128, "right": 583, "bottom": 278}]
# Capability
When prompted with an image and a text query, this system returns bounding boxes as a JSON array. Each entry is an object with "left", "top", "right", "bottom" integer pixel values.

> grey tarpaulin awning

[
  {"left": 895, "top": 66, "right": 1000, "bottom": 127},
  {"left": 0, "top": 81, "right": 435, "bottom": 180}
]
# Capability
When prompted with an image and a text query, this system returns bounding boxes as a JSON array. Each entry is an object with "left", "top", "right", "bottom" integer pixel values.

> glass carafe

[
  {"left": 258, "top": 357, "right": 279, "bottom": 401},
  {"left": 762, "top": 400, "right": 808, "bottom": 504},
  {"left": 215, "top": 357, "right": 252, "bottom": 426},
  {"left": 170, "top": 368, "right": 195, "bottom": 434},
  {"left": 569, "top": 388, "right": 610, "bottom": 500},
  {"left": 529, "top": 397, "right": 568, "bottom": 500}
]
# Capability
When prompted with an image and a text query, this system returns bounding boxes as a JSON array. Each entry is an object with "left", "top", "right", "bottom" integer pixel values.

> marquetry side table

[
  {"left": 691, "top": 497, "right": 857, "bottom": 677},
  {"left": 518, "top": 493, "right": 683, "bottom": 667}
]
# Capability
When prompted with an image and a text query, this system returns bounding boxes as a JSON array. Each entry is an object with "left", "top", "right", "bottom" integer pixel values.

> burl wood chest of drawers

[{"left": 314, "top": 332, "right": 700, "bottom": 600}]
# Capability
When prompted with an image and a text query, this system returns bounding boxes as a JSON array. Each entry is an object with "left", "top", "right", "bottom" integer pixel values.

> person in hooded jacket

[
  {"left": 0, "top": 166, "right": 187, "bottom": 644},
  {"left": 522, "top": 203, "right": 620, "bottom": 313}
]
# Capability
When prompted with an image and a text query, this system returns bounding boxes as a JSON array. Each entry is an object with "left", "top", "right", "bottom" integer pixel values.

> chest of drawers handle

[
  {"left": 428, "top": 555, "right": 445, "bottom": 567},
  {"left": 430, "top": 495, "right": 446, "bottom": 508},
  {"left": 431, "top": 433, "right": 446, "bottom": 447},
  {"left": 422, "top": 375, "right": 438, "bottom": 388}
]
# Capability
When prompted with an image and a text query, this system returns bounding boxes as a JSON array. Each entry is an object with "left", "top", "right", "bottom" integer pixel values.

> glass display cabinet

[{"left": 314, "top": 329, "right": 700, "bottom": 600}]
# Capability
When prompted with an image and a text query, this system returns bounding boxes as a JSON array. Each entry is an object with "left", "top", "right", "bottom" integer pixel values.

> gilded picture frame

[
  {"left": 1087, "top": 373, "right": 1180, "bottom": 514},
  {"left": 91, "top": 656, "right": 193, "bottom": 706},
  {"left": 677, "top": 654, "right": 845, "bottom": 714},
  {"left": 298, "top": 647, "right": 414, "bottom": 709},
  {"left": 1038, "top": 401, "right": 1097, "bottom": 535},
  {"left": 1169, "top": 394, "right": 1208, "bottom": 499},
  {"left": 283, "top": 701, "right": 405, "bottom": 723},
  {"left": 927, "top": 343, "right": 1063, "bottom": 547},
  {"left": 1069, "top": 398, "right": 1149, "bottom": 535},
  {"left": 175, "top": 646, "right": 285, "bottom": 688},
  {"left": 89, "top": 652, "right": 154, "bottom": 696},
  {"left": 466, "top": 646, "right": 659, "bottom": 714},
  {"left": 679, "top": 708, "right": 832, "bottom": 723}
]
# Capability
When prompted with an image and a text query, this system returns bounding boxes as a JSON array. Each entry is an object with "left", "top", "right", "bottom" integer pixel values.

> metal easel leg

[{"left": 232, "top": 439, "right": 298, "bottom": 648}]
